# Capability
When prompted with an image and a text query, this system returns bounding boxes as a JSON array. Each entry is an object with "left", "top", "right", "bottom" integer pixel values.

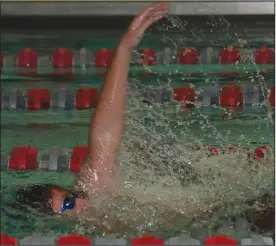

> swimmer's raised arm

[{"left": 76, "top": 3, "right": 168, "bottom": 190}]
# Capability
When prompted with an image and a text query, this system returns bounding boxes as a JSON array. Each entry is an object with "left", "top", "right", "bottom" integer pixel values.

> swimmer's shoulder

[{"left": 75, "top": 159, "right": 114, "bottom": 195}]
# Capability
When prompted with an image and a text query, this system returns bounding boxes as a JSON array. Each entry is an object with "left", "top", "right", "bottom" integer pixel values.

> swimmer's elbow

[
  {"left": 89, "top": 125, "right": 121, "bottom": 155},
  {"left": 86, "top": 134, "right": 118, "bottom": 171}
]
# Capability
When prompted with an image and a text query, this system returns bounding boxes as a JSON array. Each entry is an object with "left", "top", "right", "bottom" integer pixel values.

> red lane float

[
  {"left": 205, "top": 234, "right": 237, "bottom": 245},
  {"left": 255, "top": 47, "right": 274, "bottom": 64},
  {"left": 132, "top": 234, "right": 164, "bottom": 245},
  {"left": 173, "top": 87, "right": 195, "bottom": 108},
  {"left": 0, "top": 233, "right": 18, "bottom": 245},
  {"left": 139, "top": 48, "right": 157, "bottom": 65},
  {"left": 220, "top": 47, "right": 240, "bottom": 64},
  {"left": 57, "top": 234, "right": 91, "bottom": 245},
  {"left": 195, "top": 146, "right": 220, "bottom": 155},
  {"left": 269, "top": 87, "right": 275, "bottom": 107},
  {"left": 52, "top": 48, "right": 73, "bottom": 68},
  {"left": 9, "top": 146, "right": 38, "bottom": 170},
  {"left": 75, "top": 88, "right": 98, "bottom": 110},
  {"left": 17, "top": 48, "right": 38, "bottom": 68},
  {"left": 2, "top": 144, "right": 271, "bottom": 172},
  {"left": 27, "top": 88, "right": 51, "bottom": 110},
  {"left": 94, "top": 48, "right": 114, "bottom": 67},
  {"left": 70, "top": 145, "right": 88, "bottom": 173},
  {"left": 207, "top": 147, "right": 220, "bottom": 154},
  {"left": 228, "top": 146, "right": 250, "bottom": 158},
  {"left": 254, "top": 146, "right": 270, "bottom": 161},
  {"left": 16, "top": 48, "right": 38, "bottom": 76},
  {"left": 178, "top": 48, "right": 198, "bottom": 64},
  {"left": 220, "top": 85, "right": 243, "bottom": 107},
  {"left": 220, "top": 47, "right": 240, "bottom": 77}
]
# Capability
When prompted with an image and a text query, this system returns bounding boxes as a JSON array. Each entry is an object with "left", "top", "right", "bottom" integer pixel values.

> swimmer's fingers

[
  {"left": 130, "top": 3, "right": 168, "bottom": 31},
  {"left": 133, "top": 4, "right": 168, "bottom": 42},
  {"left": 121, "top": 3, "right": 168, "bottom": 48},
  {"left": 129, "top": 3, "right": 163, "bottom": 30},
  {"left": 135, "top": 12, "right": 166, "bottom": 38}
]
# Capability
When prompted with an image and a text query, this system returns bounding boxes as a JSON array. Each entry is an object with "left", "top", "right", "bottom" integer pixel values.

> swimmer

[
  {"left": 14, "top": 3, "right": 274, "bottom": 235},
  {"left": 16, "top": 2, "right": 169, "bottom": 216}
]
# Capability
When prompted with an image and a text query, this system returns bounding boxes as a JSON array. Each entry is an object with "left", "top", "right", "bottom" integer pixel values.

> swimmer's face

[
  {"left": 48, "top": 186, "right": 87, "bottom": 214},
  {"left": 15, "top": 184, "right": 87, "bottom": 215}
]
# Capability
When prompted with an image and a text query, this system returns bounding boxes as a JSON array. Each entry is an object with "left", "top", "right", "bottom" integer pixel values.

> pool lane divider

[
  {"left": 0, "top": 145, "right": 271, "bottom": 172},
  {"left": 0, "top": 86, "right": 275, "bottom": 110},
  {"left": 0, "top": 232, "right": 274, "bottom": 245},
  {"left": 0, "top": 46, "right": 274, "bottom": 77}
]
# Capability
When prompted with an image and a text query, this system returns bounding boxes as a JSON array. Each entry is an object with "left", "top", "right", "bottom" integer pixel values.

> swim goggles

[{"left": 58, "top": 193, "right": 77, "bottom": 213}]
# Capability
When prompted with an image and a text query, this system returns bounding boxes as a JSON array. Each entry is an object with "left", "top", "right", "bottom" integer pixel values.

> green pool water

[
  {"left": 1, "top": 30, "right": 275, "bottom": 240},
  {"left": 1, "top": 78, "right": 274, "bottom": 152},
  {"left": 1, "top": 97, "right": 274, "bottom": 154},
  {"left": 1, "top": 79, "right": 274, "bottom": 238}
]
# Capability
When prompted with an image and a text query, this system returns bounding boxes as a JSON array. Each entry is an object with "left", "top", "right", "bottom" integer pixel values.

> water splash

[
  {"left": 1, "top": 12, "right": 274, "bottom": 241},
  {"left": 74, "top": 13, "right": 274, "bottom": 239},
  {"left": 74, "top": 78, "right": 274, "bottom": 240}
]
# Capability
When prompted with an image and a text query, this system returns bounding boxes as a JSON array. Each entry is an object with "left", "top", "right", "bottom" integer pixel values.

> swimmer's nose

[{"left": 75, "top": 198, "right": 87, "bottom": 212}]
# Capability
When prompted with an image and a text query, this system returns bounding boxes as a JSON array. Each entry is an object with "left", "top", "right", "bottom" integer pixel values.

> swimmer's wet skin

[
  {"left": 15, "top": 2, "right": 169, "bottom": 216},
  {"left": 14, "top": 2, "right": 274, "bottom": 236}
]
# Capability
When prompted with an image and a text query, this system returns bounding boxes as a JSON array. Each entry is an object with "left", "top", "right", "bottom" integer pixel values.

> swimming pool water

[
  {"left": 1, "top": 78, "right": 274, "bottom": 153},
  {"left": 1, "top": 79, "right": 274, "bottom": 239},
  {"left": 1, "top": 29, "right": 275, "bottom": 240},
  {"left": 1, "top": 100, "right": 274, "bottom": 154}
]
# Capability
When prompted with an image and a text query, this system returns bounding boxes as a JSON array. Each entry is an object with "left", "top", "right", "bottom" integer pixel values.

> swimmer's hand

[{"left": 120, "top": 2, "right": 168, "bottom": 49}]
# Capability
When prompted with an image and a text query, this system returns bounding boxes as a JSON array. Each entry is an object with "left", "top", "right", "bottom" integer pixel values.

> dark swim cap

[{"left": 15, "top": 184, "right": 54, "bottom": 213}]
